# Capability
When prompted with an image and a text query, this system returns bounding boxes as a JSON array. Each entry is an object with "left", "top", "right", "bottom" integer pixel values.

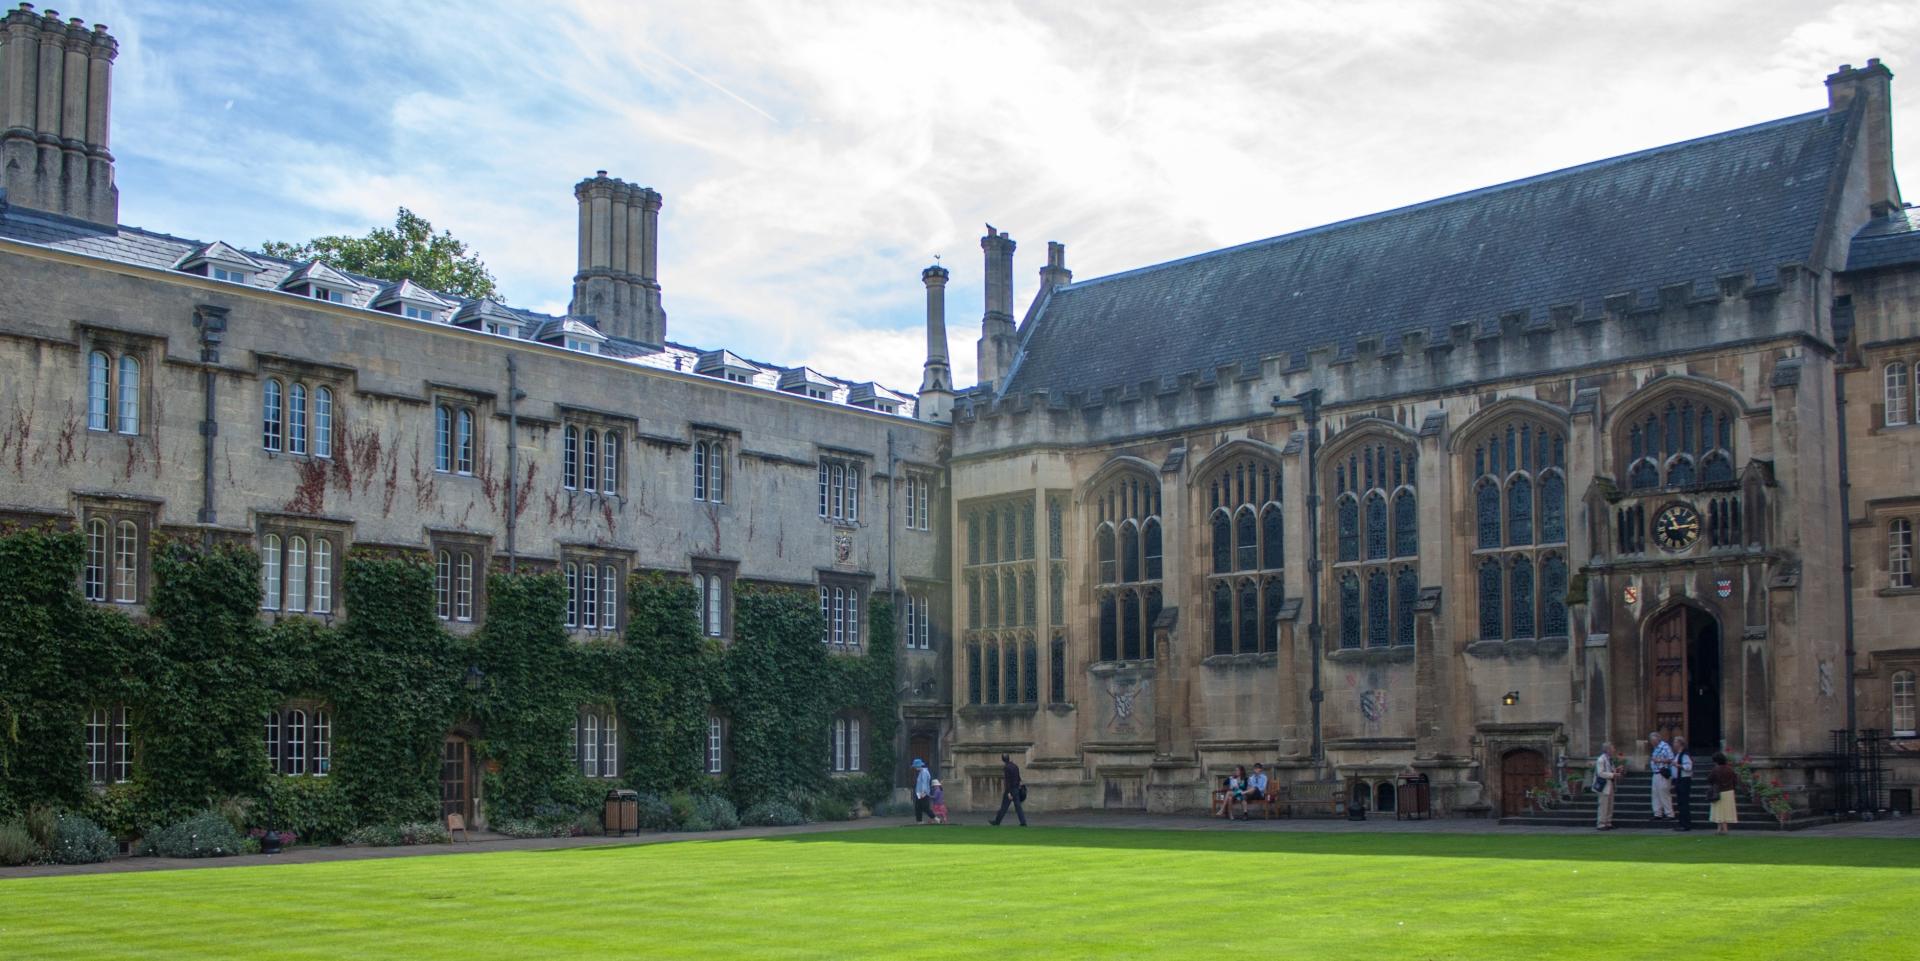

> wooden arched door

[{"left": 1501, "top": 748, "right": 1547, "bottom": 816}]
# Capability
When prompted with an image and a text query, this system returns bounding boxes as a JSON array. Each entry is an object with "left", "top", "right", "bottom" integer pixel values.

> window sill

[
  {"left": 1326, "top": 645, "right": 1414, "bottom": 665},
  {"left": 1876, "top": 586, "right": 1920, "bottom": 598},
  {"left": 1203, "top": 651, "right": 1280, "bottom": 669},
  {"left": 1088, "top": 659, "right": 1157, "bottom": 675},
  {"left": 1464, "top": 635, "right": 1571, "bottom": 659},
  {"left": 959, "top": 704, "right": 1039, "bottom": 720}
]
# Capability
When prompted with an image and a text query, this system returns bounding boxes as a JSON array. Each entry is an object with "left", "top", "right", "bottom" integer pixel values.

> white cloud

[{"left": 97, "top": 0, "right": 1920, "bottom": 392}]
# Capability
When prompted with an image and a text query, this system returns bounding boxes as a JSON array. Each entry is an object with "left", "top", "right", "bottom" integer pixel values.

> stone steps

[{"left": 1498, "top": 780, "right": 1830, "bottom": 831}]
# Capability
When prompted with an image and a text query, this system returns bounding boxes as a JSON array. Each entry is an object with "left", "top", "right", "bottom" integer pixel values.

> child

[{"left": 929, "top": 778, "right": 948, "bottom": 824}]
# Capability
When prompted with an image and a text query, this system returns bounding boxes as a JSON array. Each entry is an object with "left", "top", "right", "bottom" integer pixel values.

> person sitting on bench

[
  {"left": 1237, "top": 763, "right": 1269, "bottom": 820},
  {"left": 1220, "top": 767, "right": 1246, "bottom": 818}
]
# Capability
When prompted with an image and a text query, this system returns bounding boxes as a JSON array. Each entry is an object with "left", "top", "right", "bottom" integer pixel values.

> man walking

[
  {"left": 989, "top": 753, "right": 1027, "bottom": 826},
  {"left": 1593, "top": 742, "right": 1618, "bottom": 830},
  {"left": 1648, "top": 732, "right": 1676, "bottom": 820},
  {"left": 911, "top": 758, "right": 933, "bottom": 824},
  {"left": 1671, "top": 736, "right": 1694, "bottom": 831}
]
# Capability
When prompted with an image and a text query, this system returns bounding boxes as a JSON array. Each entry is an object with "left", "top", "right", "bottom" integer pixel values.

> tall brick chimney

[
  {"left": 1826, "top": 59, "right": 1901, "bottom": 214},
  {"left": 569, "top": 170, "right": 666, "bottom": 344},
  {"left": 0, "top": 4, "right": 118, "bottom": 224},
  {"left": 976, "top": 224, "right": 1017, "bottom": 388},
  {"left": 1038, "top": 241, "right": 1071, "bottom": 291},
  {"left": 918, "top": 263, "right": 952, "bottom": 423}
]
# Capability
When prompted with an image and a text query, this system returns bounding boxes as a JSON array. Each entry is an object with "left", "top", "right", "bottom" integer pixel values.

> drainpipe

[
  {"left": 192, "top": 305, "right": 229, "bottom": 547},
  {"left": 1274, "top": 389, "right": 1325, "bottom": 767},
  {"left": 1833, "top": 303, "right": 1859, "bottom": 770},
  {"left": 506, "top": 354, "right": 522, "bottom": 574}
]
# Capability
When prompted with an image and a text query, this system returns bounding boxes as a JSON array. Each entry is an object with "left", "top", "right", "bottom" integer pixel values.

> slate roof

[
  {"left": 1004, "top": 109, "right": 1855, "bottom": 398},
  {"left": 1847, "top": 205, "right": 1920, "bottom": 272},
  {"left": 0, "top": 197, "right": 917, "bottom": 417}
]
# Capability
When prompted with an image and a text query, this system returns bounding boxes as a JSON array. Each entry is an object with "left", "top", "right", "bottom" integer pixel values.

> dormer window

[
  {"left": 806, "top": 387, "right": 831, "bottom": 400},
  {"left": 176, "top": 241, "right": 266, "bottom": 285},
  {"left": 311, "top": 286, "right": 345, "bottom": 304},
  {"left": 564, "top": 338, "right": 598, "bottom": 354},
  {"left": 403, "top": 304, "right": 436, "bottom": 321},
  {"left": 211, "top": 266, "right": 249, "bottom": 283},
  {"left": 726, "top": 372, "right": 750, "bottom": 384}
]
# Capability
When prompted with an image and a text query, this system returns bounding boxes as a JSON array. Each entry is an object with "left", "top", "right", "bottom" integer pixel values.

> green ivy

[
  {"left": 324, "top": 552, "right": 465, "bottom": 825},
  {"left": 616, "top": 573, "right": 719, "bottom": 793},
  {"left": 726, "top": 585, "right": 833, "bottom": 804},
  {"left": 136, "top": 540, "right": 276, "bottom": 821},
  {"left": 470, "top": 571, "right": 576, "bottom": 818}
]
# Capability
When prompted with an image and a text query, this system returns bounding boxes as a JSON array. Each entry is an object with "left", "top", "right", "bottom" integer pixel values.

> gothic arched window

[
  {"left": 1622, "top": 394, "right": 1735, "bottom": 490},
  {"left": 1395, "top": 566, "right": 1418, "bottom": 647},
  {"left": 1093, "top": 470, "right": 1162, "bottom": 662},
  {"left": 1204, "top": 453, "right": 1284, "bottom": 655},
  {"left": 1330, "top": 436, "right": 1417, "bottom": 649},
  {"left": 1471, "top": 414, "right": 1570, "bottom": 642}
]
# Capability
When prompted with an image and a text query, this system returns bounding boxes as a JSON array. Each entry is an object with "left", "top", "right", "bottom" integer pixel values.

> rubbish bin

[
  {"left": 604, "top": 789, "right": 639, "bottom": 836},
  {"left": 1345, "top": 776, "right": 1367, "bottom": 821}
]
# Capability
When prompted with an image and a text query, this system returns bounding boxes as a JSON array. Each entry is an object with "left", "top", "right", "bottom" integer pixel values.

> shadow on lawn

[{"left": 757, "top": 824, "right": 1920, "bottom": 870}]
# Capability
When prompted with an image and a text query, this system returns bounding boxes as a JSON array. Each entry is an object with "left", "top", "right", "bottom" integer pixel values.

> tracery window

[
  {"left": 1330, "top": 438, "right": 1416, "bottom": 649},
  {"left": 1205, "top": 455, "right": 1284, "bottom": 655},
  {"left": 964, "top": 494, "right": 1042, "bottom": 700},
  {"left": 1471, "top": 416, "right": 1569, "bottom": 641},
  {"left": 1093, "top": 472, "right": 1161, "bottom": 662},
  {"left": 1623, "top": 394, "right": 1735, "bottom": 490}
]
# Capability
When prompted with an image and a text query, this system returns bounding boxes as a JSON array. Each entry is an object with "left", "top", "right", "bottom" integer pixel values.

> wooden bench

[
  {"left": 1266, "top": 783, "right": 1345, "bottom": 818},
  {"left": 1211, "top": 786, "right": 1282, "bottom": 819}
]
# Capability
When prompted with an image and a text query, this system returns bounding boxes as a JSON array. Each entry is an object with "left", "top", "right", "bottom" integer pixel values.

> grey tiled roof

[
  {"left": 1005, "top": 109, "right": 1853, "bottom": 398},
  {"left": 1848, "top": 206, "right": 1920, "bottom": 272},
  {"left": 0, "top": 199, "right": 917, "bottom": 417}
]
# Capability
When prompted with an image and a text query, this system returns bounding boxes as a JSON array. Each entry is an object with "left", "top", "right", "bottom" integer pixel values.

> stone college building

[{"left": 1, "top": 6, "right": 1916, "bottom": 821}]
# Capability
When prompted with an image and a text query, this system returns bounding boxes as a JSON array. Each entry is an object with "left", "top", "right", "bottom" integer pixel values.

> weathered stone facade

[
  {"left": 945, "top": 60, "right": 1920, "bottom": 817},
  {"left": 2, "top": 8, "right": 1916, "bottom": 821}
]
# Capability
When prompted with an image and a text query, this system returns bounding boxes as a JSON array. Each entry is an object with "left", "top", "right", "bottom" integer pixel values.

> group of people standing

[
  {"left": 910, "top": 754, "right": 1028, "bottom": 826},
  {"left": 1590, "top": 733, "right": 1740, "bottom": 834}
]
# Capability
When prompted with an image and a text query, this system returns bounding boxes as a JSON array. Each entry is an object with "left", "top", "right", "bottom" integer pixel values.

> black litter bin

[{"left": 604, "top": 789, "right": 639, "bottom": 836}]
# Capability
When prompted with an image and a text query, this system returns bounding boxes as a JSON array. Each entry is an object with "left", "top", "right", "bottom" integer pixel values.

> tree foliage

[{"left": 263, "top": 208, "right": 500, "bottom": 301}]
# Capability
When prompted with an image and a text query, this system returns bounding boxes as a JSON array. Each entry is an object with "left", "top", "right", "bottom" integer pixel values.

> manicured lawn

[{"left": 2, "top": 827, "right": 1916, "bottom": 960}]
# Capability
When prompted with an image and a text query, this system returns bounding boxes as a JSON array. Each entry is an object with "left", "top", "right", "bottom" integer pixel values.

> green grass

[{"left": 3, "top": 827, "right": 1916, "bottom": 960}]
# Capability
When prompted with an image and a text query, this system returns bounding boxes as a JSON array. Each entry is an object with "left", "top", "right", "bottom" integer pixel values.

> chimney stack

[
  {"left": 918, "top": 263, "right": 953, "bottom": 423},
  {"left": 976, "top": 224, "right": 1017, "bottom": 388},
  {"left": 1039, "top": 241, "right": 1071, "bottom": 291},
  {"left": 1826, "top": 59, "right": 1901, "bottom": 214},
  {"left": 0, "top": 5, "right": 118, "bottom": 223},
  {"left": 569, "top": 170, "right": 666, "bottom": 344}
]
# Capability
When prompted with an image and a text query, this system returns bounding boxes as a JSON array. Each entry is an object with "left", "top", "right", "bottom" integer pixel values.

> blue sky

[{"left": 90, "top": 0, "right": 1918, "bottom": 390}]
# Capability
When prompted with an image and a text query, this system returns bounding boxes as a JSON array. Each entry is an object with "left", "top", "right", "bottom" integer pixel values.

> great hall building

[{"left": 1, "top": 6, "right": 1916, "bottom": 818}]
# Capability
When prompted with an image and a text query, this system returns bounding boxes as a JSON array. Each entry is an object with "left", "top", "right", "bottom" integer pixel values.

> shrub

[
  {"left": 260, "top": 776, "right": 353, "bottom": 845},
  {"left": 25, "top": 805, "right": 58, "bottom": 850},
  {"left": 0, "top": 820, "right": 41, "bottom": 865},
  {"left": 740, "top": 801, "right": 806, "bottom": 827},
  {"left": 345, "top": 821, "right": 449, "bottom": 846},
  {"left": 79, "top": 783, "right": 147, "bottom": 841},
  {"left": 807, "top": 797, "right": 853, "bottom": 822},
  {"left": 50, "top": 814, "right": 116, "bottom": 864},
  {"left": 146, "top": 811, "right": 248, "bottom": 859},
  {"left": 666, "top": 791, "right": 696, "bottom": 829},
  {"left": 633, "top": 792, "right": 674, "bottom": 831},
  {"left": 691, "top": 794, "right": 739, "bottom": 831},
  {"left": 870, "top": 799, "right": 913, "bottom": 818},
  {"left": 570, "top": 810, "right": 605, "bottom": 836},
  {"left": 491, "top": 817, "right": 571, "bottom": 839}
]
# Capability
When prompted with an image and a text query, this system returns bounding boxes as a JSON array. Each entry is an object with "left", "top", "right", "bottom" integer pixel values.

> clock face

[{"left": 1653, "top": 503, "right": 1701, "bottom": 551}]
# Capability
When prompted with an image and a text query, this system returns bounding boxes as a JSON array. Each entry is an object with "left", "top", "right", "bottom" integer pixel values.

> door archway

[
  {"left": 1500, "top": 748, "right": 1547, "bottom": 817},
  {"left": 1644, "top": 603, "right": 1723, "bottom": 751}
]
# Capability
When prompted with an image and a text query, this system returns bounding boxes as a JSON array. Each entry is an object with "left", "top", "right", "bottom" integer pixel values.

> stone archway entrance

[
  {"left": 1646, "top": 605, "right": 1722, "bottom": 751},
  {"left": 1500, "top": 748, "right": 1547, "bottom": 817}
]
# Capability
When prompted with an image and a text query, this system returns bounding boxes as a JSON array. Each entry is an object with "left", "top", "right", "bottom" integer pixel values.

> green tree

[{"left": 263, "top": 208, "right": 500, "bottom": 301}]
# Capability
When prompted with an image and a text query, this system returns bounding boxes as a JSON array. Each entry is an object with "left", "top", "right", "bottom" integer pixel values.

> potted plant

[{"left": 248, "top": 828, "right": 298, "bottom": 854}]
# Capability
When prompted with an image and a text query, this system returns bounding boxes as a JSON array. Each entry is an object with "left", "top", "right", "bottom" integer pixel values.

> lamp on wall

[{"left": 1502, "top": 691, "right": 1520, "bottom": 706}]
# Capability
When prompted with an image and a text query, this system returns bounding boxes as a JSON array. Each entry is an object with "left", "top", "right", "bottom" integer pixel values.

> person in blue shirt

[
  {"left": 911, "top": 758, "right": 933, "bottom": 824},
  {"left": 1236, "top": 763, "right": 1270, "bottom": 820},
  {"left": 1648, "top": 733, "right": 1676, "bottom": 820}
]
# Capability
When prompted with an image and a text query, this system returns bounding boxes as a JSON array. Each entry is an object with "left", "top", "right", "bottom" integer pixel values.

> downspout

[
  {"left": 506, "top": 354, "right": 522, "bottom": 574},
  {"left": 887, "top": 429, "right": 898, "bottom": 600},
  {"left": 1833, "top": 301, "right": 1859, "bottom": 761},
  {"left": 1300, "top": 389, "right": 1326, "bottom": 768},
  {"left": 192, "top": 304, "right": 229, "bottom": 547}
]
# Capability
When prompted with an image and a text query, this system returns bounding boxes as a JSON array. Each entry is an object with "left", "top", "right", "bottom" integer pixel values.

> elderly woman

[{"left": 1708, "top": 752, "right": 1740, "bottom": 835}]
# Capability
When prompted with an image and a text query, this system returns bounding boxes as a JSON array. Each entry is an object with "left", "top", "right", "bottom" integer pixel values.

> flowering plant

[{"left": 247, "top": 828, "right": 298, "bottom": 846}]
